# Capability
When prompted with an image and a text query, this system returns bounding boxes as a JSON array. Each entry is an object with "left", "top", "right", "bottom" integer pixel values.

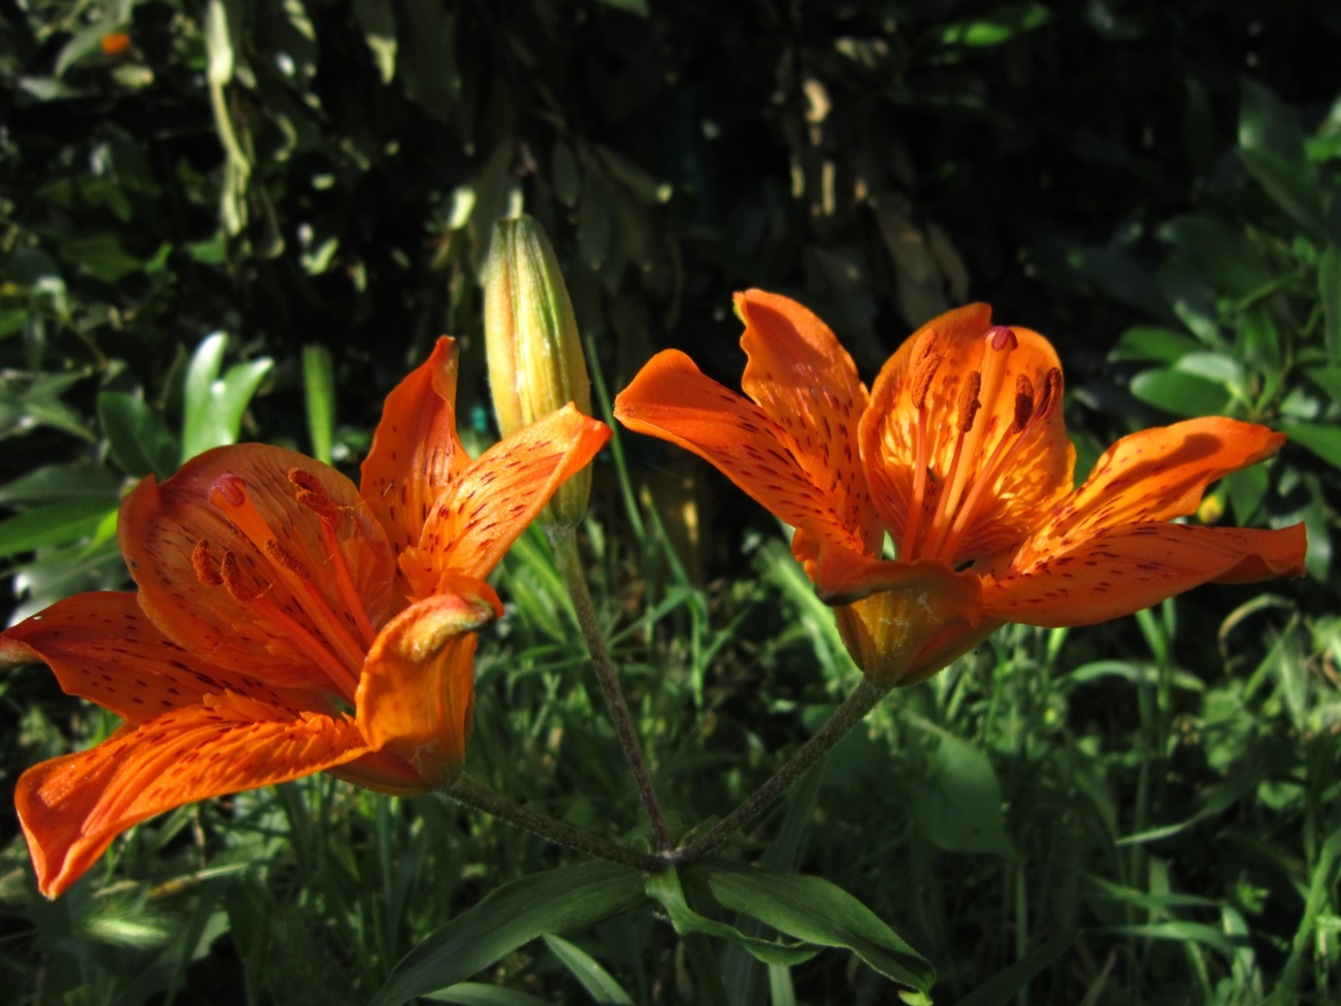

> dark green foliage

[{"left": 2, "top": 1, "right": 1340, "bottom": 1004}]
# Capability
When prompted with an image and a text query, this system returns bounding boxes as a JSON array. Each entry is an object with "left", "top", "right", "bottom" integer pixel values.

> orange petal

[
  {"left": 614, "top": 349, "right": 873, "bottom": 556},
  {"left": 804, "top": 546, "right": 990, "bottom": 686},
  {"left": 17, "top": 692, "right": 370, "bottom": 898},
  {"left": 360, "top": 337, "right": 470, "bottom": 553},
  {"left": 328, "top": 750, "right": 432, "bottom": 796},
  {"left": 1039, "top": 418, "right": 1286, "bottom": 544},
  {"left": 736, "top": 291, "right": 877, "bottom": 545},
  {"left": 120, "top": 444, "right": 395, "bottom": 697},
  {"left": 355, "top": 582, "right": 501, "bottom": 789},
  {"left": 984, "top": 522, "right": 1307, "bottom": 626},
  {"left": 861, "top": 306, "right": 1073, "bottom": 562},
  {"left": 2, "top": 592, "right": 329, "bottom": 723},
  {"left": 400, "top": 404, "right": 610, "bottom": 591}
]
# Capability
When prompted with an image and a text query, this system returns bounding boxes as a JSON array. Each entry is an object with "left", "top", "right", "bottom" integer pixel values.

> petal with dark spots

[
  {"left": 17, "top": 693, "right": 371, "bottom": 898},
  {"left": 360, "top": 337, "right": 470, "bottom": 552},
  {"left": 985, "top": 522, "right": 1307, "bottom": 626},
  {"left": 2, "top": 592, "right": 330, "bottom": 723},
  {"left": 615, "top": 349, "right": 872, "bottom": 557},
  {"left": 402, "top": 404, "right": 609, "bottom": 591}
]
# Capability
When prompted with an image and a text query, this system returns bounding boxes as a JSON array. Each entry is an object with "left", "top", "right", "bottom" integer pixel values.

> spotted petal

[
  {"left": 985, "top": 521, "right": 1308, "bottom": 626},
  {"left": 862, "top": 305, "right": 1072, "bottom": 563},
  {"left": 400, "top": 404, "right": 609, "bottom": 594},
  {"left": 614, "top": 349, "right": 871, "bottom": 557},
  {"left": 356, "top": 580, "right": 501, "bottom": 789},
  {"left": 17, "top": 692, "right": 371, "bottom": 898},
  {"left": 1, "top": 592, "right": 328, "bottom": 723},
  {"left": 737, "top": 290, "right": 877, "bottom": 550},
  {"left": 120, "top": 444, "right": 395, "bottom": 697},
  {"left": 1038, "top": 418, "right": 1287, "bottom": 543},
  {"left": 360, "top": 337, "right": 470, "bottom": 553}
]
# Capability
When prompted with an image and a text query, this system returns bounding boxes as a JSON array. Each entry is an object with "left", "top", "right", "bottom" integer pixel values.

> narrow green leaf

[
  {"left": 646, "top": 869, "right": 818, "bottom": 967},
  {"left": 954, "top": 931, "right": 1076, "bottom": 1006},
  {"left": 723, "top": 763, "right": 828, "bottom": 1003},
  {"left": 98, "top": 391, "right": 178, "bottom": 479},
  {"left": 1109, "top": 326, "right": 1203, "bottom": 365},
  {"left": 1320, "top": 246, "right": 1341, "bottom": 359},
  {"left": 1281, "top": 421, "right": 1341, "bottom": 469},
  {"left": 423, "top": 984, "right": 554, "bottom": 1006},
  {"left": 302, "top": 344, "right": 336, "bottom": 465},
  {"left": 0, "top": 464, "right": 120, "bottom": 507},
  {"left": 541, "top": 934, "right": 634, "bottom": 1004},
  {"left": 939, "top": 3, "right": 1052, "bottom": 46},
  {"left": 0, "top": 499, "right": 119, "bottom": 559},
  {"left": 369, "top": 862, "right": 647, "bottom": 1006},
  {"left": 181, "top": 333, "right": 274, "bottom": 461},
  {"left": 1100, "top": 922, "right": 1244, "bottom": 959},
  {"left": 1130, "top": 367, "right": 1233, "bottom": 418},
  {"left": 684, "top": 860, "right": 935, "bottom": 992},
  {"left": 1238, "top": 80, "right": 1326, "bottom": 238}
]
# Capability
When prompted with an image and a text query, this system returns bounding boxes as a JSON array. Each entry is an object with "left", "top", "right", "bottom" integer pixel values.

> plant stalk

[
  {"left": 449, "top": 775, "right": 662, "bottom": 872},
  {"left": 672, "top": 679, "right": 889, "bottom": 864},
  {"left": 547, "top": 524, "right": 674, "bottom": 852}
]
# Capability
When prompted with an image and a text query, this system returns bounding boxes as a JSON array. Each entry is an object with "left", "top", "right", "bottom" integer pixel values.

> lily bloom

[
  {"left": 614, "top": 291, "right": 1306, "bottom": 686},
  {"left": 3, "top": 337, "right": 609, "bottom": 898}
]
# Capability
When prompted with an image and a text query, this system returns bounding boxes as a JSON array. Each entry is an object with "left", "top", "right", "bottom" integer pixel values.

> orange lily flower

[
  {"left": 3, "top": 337, "right": 609, "bottom": 898},
  {"left": 614, "top": 291, "right": 1306, "bottom": 686}
]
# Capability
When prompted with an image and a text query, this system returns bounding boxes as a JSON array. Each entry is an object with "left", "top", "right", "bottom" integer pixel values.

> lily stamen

[
  {"left": 289, "top": 469, "right": 379, "bottom": 649},
  {"left": 897, "top": 333, "right": 941, "bottom": 559},
  {"left": 205, "top": 473, "right": 369, "bottom": 684},
  {"left": 924, "top": 328, "right": 1017, "bottom": 562}
]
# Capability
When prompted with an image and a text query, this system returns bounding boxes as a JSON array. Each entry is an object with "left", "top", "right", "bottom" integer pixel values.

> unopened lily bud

[{"left": 483, "top": 215, "right": 593, "bottom": 527}]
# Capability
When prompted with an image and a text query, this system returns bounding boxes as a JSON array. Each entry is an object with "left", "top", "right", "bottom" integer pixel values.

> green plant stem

[
  {"left": 547, "top": 524, "right": 674, "bottom": 852},
  {"left": 449, "top": 775, "right": 662, "bottom": 872},
  {"left": 673, "top": 679, "right": 889, "bottom": 865}
]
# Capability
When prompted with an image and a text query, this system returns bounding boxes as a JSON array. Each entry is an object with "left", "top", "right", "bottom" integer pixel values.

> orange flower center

[
  {"left": 191, "top": 469, "right": 379, "bottom": 698},
  {"left": 898, "top": 327, "right": 1061, "bottom": 567}
]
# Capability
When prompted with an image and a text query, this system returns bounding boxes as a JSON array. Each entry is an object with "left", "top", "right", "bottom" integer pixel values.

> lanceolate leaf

[
  {"left": 369, "top": 862, "right": 647, "bottom": 1006},
  {"left": 681, "top": 860, "right": 936, "bottom": 993},
  {"left": 646, "top": 868, "right": 820, "bottom": 968}
]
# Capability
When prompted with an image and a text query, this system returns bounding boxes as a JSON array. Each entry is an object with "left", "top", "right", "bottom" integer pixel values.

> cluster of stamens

[
  {"left": 896, "top": 326, "right": 1062, "bottom": 566},
  {"left": 190, "top": 469, "right": 378, "bottom": 697}
]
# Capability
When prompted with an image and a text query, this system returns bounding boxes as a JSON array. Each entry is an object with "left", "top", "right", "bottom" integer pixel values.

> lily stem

[
  {"left": 449, "top": 775, "right": 662, "bottom": 872},
  {"left": 546, "top": 524, "right": 674, "bottom": 853},
  {"left": 672, "top": 678, "right": 889, "bottom": 865}
]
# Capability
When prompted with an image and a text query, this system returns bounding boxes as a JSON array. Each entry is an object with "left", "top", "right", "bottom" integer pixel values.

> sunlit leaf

[
  {"left": 98, "top": 391, "right": 178, "bottom": 479},
  {"left": 0, "top": 499, "right": 118, "bottom": 559}
]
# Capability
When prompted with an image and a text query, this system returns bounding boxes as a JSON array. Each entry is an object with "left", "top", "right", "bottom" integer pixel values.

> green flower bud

[{"left": 483, "top": 215, "right": 593, "bottom": 526}]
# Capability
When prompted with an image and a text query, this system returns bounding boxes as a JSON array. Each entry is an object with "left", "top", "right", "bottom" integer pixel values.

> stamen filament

[
  {"left": 249, "top": 593, "right": 363, "bottom": 697},
  {"left": 899, "top": 332, "right": 940, "bottom": 559},
  {"left": 318, "top": 520, "right": 379, "bottom": 648},
  {"left": 290, "top": 468, "right": 379, "bottom": 648},
  {"left": 936, "top": 366, "right": 1062, "bottom": 563},
  {"left": 207, "top": 475, "right": 368, "bottom": 684},
  {"left": 925, "top": 328, "right": 1017, "bottom": 562}
]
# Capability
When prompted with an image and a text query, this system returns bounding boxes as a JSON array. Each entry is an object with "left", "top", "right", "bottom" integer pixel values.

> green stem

[
  {"left": 673, "top": 679, "right": 889, "bottom": 865},
  {"left": 449, "top": 775, "right": 662, "bottom": 872},
  {"left": 547, "top": 524, "right": 674, "bottom": 852}
]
